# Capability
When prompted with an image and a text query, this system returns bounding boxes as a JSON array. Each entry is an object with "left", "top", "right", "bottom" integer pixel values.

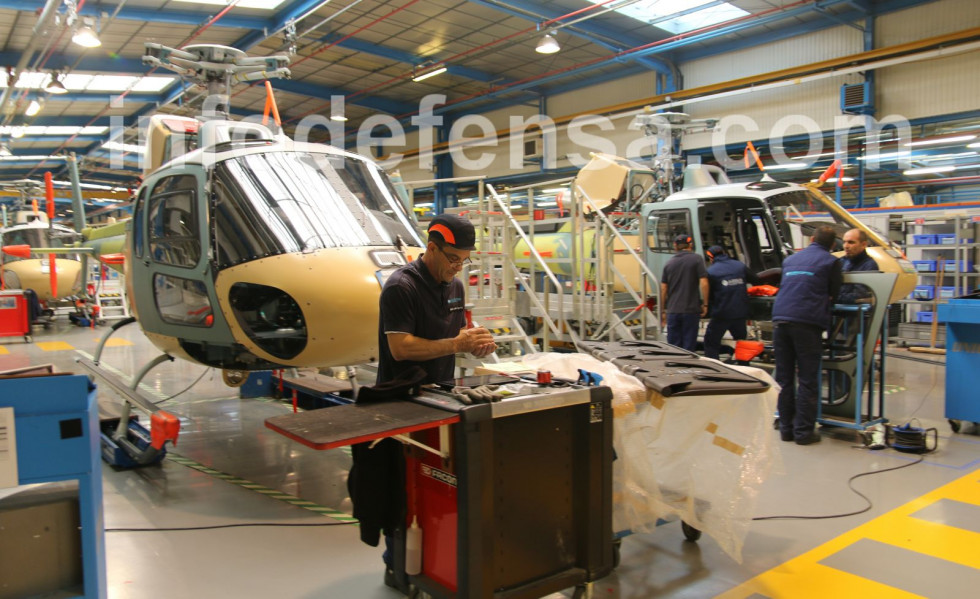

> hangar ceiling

[{"left": 0, "top": 0, "right": 963, "bottom": 215}]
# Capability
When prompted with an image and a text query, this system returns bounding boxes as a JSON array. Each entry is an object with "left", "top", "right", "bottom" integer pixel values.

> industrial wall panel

[
  {"left": 679, "top": 26, "right": 863, "bottom": 89},
  {"left": 877, "top": 0, "right": 980, "bottom": 46},
  {"left": 878, "top": 53, "right": 980, "bottom": 121}
]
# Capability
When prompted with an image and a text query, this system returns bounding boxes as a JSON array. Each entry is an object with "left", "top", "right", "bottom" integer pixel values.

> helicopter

[
  {"left": 0, "top": 180, "right": 85, "bottom": 304},
  {"left": 33, "top": 43, "right": 426, "bottom": 465}
]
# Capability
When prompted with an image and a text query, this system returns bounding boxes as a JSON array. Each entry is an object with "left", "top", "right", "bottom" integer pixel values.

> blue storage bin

[
  {"left": 936, "top": 234, "right": 956, "bottom": 245},
  {"left": 912, "top": 234, "right": 937, "bottom": 245},
  {"left": 912, "top": 260, "right": 936, "bottom": 272},
  {"left": 916, "top": 311, "right": 934, "bottom": 323},
  {"left": 913, "top": 285, "right": 934, "bottom": 300},
  {"left": 938, "top": 286, "right": 961, "bottom": 299},
  {"left": 942, "top": 260, "right": 976, "bottom": 273}
]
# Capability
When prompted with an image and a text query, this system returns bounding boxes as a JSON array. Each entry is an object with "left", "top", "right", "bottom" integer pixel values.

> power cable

[
  {"left": 752, "top": 454, "right": 925, "bottom": 521},
  {"left": 153, "top": 367, "right": 212, "bottom": 404}
]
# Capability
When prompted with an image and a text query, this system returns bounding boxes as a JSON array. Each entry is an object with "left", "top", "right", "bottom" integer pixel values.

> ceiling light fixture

[
  {"left": 0, "top": 143, "right": 11, "bottom": 157},
  {"left": 72, "top": 17, "right": 102, "bottom": 48},
  {"left": 11, "top": 127, "right": 25, "bottom": 139},
  {"left": 535, "top": 32, "right": 560, "bottom": 54},
  {"left": 905, "top": 134, "right": 976, "bottom": 147},
  {"left": 330, "top": 113, "right": 349, "bottom": 122},
  {"left": 902, "top": 165, "right": 956, "bottom": 176},
  {"left": 412, "top": 65, "right": 447, "bottom": 83},
  {"left": 25, "top": 99, "right": 42, "bottom": 116},
  {"left": 45, "top": 73, "right": 68, "bottom": 95}
]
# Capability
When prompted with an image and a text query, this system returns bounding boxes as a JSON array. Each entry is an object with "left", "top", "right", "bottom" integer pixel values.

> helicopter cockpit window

[
  {"left": 153, "top": 273, "right": 212, "bottom": 327},
  {"left": 646, "top": 209, "right": 692, "bottom": 252},
  {"left": 211, "top": 151, "right": 424, "bottom": 269},
  {"left": 147, "top": 175, "right": 201, "bottom": 268},
  {"left": 768, "top": 190, "right": 863, "bottom": 251}
]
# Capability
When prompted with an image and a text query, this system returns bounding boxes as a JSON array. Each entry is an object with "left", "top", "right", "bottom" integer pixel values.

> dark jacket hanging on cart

[{"left": 346, "top": 365, "right": 426, "bottom": 546}]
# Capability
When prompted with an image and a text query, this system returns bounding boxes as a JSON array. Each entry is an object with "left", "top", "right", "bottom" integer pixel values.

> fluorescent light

[
  {"left": 790, "top": 151, "right": 843, "bottom": 160},
  {"left": 25, "top": 99, "right": 41, "bottom": 116},
  {"left": 918, "top": 151, "right": 978, "bottom": 162},
  {"left": 541, "top": 187, "right": 568, "bottom": 193},
  {"left": 763, "top": 163, "right": 808, "bottom": 171},
  {"left": 967, "top": 142, "right": 980, "bottom": 149},
  {"left": 0, "top": 125, "right": 108, "bottom": 136},
  {"left": 903, "top": 166, "right": 955, "bottom": 176},
  {"left": 0, "top": 154, "right": 66, "bottom": 162},
  {"left": 809, "top": 177, "right": 854, "bottom": 183},
  {"left": 0, "top": 143, "right": 11, "bottom": 157},
  {"left": 412, "top": 66, "right": 447, "bottom": 82},
  {"left": 857, "top": 151, "right": 911, "bottom": 161},
  {"left": 905, "top": 134, "right": 976, "bottom": 147},
  {"left": 535, "top": 34, "right": 560, "bottom": 54},
  {"left": 103, "top": 141, "right": 145, "bottom": 154},
  {"left": 330, "top": 114, "right": 348, "bottom": 122}
]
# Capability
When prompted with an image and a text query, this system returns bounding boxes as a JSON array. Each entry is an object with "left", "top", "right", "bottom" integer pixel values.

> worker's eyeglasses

[{"left": 437, "top": 244, "right": 471, "bottom": 267}]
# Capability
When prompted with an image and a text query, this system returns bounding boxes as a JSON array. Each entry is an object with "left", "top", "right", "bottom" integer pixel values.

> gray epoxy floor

[{"left": 1, "top": 320, "right": 978, "bottom": 599}]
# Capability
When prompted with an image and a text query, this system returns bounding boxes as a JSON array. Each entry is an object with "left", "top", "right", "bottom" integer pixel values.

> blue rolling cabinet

[
  {"left": 938, "top": 292, "right": 980, "bottom": 424},
  {"left": 0, "top": 374, "right": 107, "bottom": 598}
]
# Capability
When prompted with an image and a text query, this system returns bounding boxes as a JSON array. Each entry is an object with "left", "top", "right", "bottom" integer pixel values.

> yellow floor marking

[
  {"left": 35, "top": 341, "right": 75, "bottom": 351},
  {"left": 96, "top": 338, "right": 133, "bottom": 347},
  {"left": 0, "top": 345, "right": 9, "bottom": 354},
  {"left": 717, "top": 467, "right": 980, "bottom": 599}
]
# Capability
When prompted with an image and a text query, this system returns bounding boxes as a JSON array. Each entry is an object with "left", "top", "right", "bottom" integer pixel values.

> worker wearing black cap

[
  {"left": 660, "top": 234, "right": 708, "bottom": 351},
  {"left": 356, "top": 213, "right": 496, "bottom": 593},
  {"left": 377, "top": 213, "right": 497, "bottom": 384},
  {"left": 703, "top": 245, "right": 760, "bottom": 360}
]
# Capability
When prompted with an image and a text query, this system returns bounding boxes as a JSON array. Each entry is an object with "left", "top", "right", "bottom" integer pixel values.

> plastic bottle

[{"left": 405, "top": 516, "right": 422, "bottom": 575}]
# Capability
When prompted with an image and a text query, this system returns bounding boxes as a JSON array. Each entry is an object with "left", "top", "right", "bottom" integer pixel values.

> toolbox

[{"left": 0, "top": 290, "right": 31, "bottom": 342}]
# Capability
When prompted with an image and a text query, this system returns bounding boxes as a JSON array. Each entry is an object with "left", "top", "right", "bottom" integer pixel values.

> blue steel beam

[{"left": 0, "top": 52, "right": 147, "bottom": 73}]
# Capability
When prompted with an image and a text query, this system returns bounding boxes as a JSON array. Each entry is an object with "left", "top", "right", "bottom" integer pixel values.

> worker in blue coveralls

[
  {"left": 772, "top": 225, "right": 843, "bottom": 446},
  {"left": 703, "top": 245, "right": 760, "bottom": 360},
  {"left": 660, "top": 234, "right": 708, "bottom": 351},
  {"left": 838, "top": 228, "right": 879, "bottom": 304}
]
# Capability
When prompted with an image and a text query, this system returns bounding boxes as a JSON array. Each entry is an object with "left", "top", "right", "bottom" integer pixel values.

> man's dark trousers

[
  {"left": 774, "top": 321, "right": 824, "bottom": 440},
  {"left": 667, "top": 312, "right": 700, "bottom": 351},
  {"left": 703, "top": 317, "right": 748, "bottom": 360}
]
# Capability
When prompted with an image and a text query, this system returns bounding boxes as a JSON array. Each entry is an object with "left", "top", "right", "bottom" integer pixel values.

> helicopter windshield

[
  {"left": 767, "top": 189, "right": 879, "bottom": 251},
  {"left": 0, "top": 227, "right": 81, "bottom": 260},
  {"left": 212, "top": 150, "right": 423, "bottom": 269}
]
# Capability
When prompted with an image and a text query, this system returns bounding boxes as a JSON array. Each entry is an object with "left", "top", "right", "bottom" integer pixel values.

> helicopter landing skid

[{"left": 77, "top": 318, "right": 181, "bottom": 467}]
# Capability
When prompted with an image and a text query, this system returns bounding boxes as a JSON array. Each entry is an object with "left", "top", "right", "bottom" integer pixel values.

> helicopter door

[
  {"left": 641, "top": 200, "right": 702, "bottom": 279},
  {"left": 735, "top": 209, "right": 782, "bottom": 273},
  {"left": 131, "top": 171, "right": 230, "bottom": 342}
]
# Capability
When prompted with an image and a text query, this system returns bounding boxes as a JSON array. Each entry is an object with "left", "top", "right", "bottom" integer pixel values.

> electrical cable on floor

[
  {"left": 752, "top": 454, "right": 925, "bottom": 521},
  {"left": 107, "top": 521, "right": 358, "bottom": 533},
  {"left": 153, "top": 367, "right": 213, "bottom": 404}
]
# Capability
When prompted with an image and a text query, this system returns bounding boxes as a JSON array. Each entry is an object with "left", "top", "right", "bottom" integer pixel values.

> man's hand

[{"left": 455, "top": 327, "right": 496, "bottom": 355}]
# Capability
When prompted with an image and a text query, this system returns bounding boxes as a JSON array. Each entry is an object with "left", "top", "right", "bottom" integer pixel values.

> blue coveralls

[
  {"left": 703, "top": 255, "right": 757, "bottom": 360},
  {"left": 772, "top": 242, "right": 842, "bottom": 441}
]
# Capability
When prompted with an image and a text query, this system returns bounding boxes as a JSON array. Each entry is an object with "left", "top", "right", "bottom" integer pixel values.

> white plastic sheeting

[{"left": 518, "top": 352, "right": 782, "bottom": 562}]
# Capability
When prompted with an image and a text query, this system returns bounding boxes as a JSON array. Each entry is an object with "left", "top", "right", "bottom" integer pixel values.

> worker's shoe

[
  {"left": 384, "top": 568, "right": 411, "bottom": 594},
  {"left": 780, "top": 430, "right": 793, "bottom": 442},
  {"left": 795, "top": 431, "right": 822, "bottom": 445}
]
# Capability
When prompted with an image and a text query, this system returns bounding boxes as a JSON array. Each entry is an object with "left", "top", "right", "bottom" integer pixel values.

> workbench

[{"left": 266, "top": 384, "right": 614, "bottom": 599}]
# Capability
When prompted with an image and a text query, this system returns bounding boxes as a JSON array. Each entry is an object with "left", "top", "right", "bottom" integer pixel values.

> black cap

[
  {"left": 707, "top": 245, "right": 725, "bottom": 258},
  {"left": 674, "top": 234, "right": 693, "bottom": 246},
  {"left": 428, "top": 214, "right": 476, "bottom": 250}
]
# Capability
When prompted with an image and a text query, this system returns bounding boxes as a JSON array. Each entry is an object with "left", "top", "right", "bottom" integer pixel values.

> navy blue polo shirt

[{"left": 377, "top": 256, "right": 466, "bottom": 384}]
